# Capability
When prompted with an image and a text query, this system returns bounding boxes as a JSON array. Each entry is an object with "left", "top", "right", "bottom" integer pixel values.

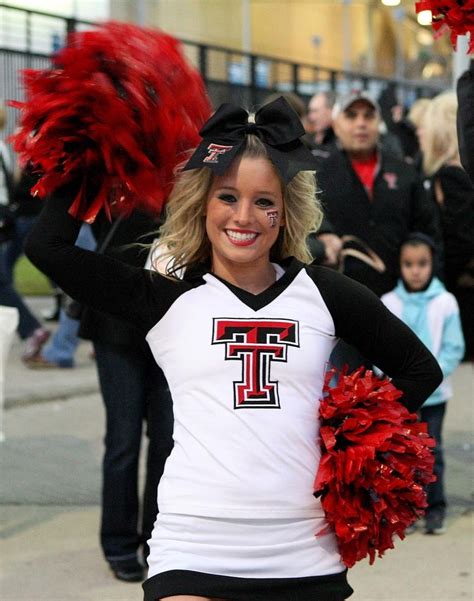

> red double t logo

[
  {"left": 203, "top": 143, "right": 234, "bottom": 164},
  {"left": 212, "top": 318, "right": 299, "bottom": 409}
]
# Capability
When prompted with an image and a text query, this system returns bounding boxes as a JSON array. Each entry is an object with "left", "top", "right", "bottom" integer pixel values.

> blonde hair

[
  {"left": 421, "top": 91, "right": 460, "bottom": 176},
  {"left": 407, "top": 97, "right": 430, "bottom": 129},
  {"left": 157, "top": 135, "right": 322, "bottom": 277}
]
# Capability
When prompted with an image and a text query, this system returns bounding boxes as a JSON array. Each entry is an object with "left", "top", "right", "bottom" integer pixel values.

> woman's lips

[{"left": 225, "top": 229, "right": 259, "bottom": 246}]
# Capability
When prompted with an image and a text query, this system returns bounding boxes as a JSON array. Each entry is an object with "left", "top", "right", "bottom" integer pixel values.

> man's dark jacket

[{"left": 315, "top": 148, "right": 442, "bottom": 296}]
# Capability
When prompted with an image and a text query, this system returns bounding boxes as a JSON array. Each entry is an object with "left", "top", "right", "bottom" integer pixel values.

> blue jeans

[
  {"left": 94, "top": 339, "right": 174, "bottom": 562},
  {"left": 419, "top": 402, "right": 447, "bottom": 515},
  {"left": 41, "top": 224, "right": 96, "bottom": 365},
  {"left": 0, "top": 216, "right": 50, "bottom": 338}
]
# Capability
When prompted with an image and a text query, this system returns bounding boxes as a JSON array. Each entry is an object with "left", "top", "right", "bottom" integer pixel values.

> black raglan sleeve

[
  {"left": 24, "top": 192, "right": 188, "bottom": 334},
  {"left": 306, "top": 265, "right": 443, "bottom": 412}
]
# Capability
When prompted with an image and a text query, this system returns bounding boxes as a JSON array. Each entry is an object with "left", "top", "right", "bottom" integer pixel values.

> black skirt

[{"left": 142, "top": 569, "right": 353, "bottom": 601}]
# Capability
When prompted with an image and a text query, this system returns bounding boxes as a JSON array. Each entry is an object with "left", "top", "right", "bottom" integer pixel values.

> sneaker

[
  {"left": 109, "top": 557, "right": 144, "bottom": 582},
  {"left": 425, "top": 512, "right": 446, "bottom": 535},
  {"left": 21, "top": 328, "right": 51, "bottom": 362},
  {"left": 23, "top": 353, "right": 74, "bottom": 369}
]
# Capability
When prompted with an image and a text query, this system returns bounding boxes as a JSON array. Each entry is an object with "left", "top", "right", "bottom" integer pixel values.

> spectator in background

[
  {"left": 0, "top": 107, "right": 50, "bottom": 360},
  {"left": 419, "top": 91, "right": 474, "bottom": 360},
  {"left": 315, "top": 90, "right": 441, "bottom": 299},
  {"left": 381, "top": 234, "right": 465, "bottom": 534},
  {"left": 78, "top": 208, "right": 173, "bottom": 582},
  {"left": 305, "top": 90, "right": 337, "bottom": 157},
  {"left": 389, "top": 98, "right": 431, "bottom": 166},
  {"left": 23, "top": 223, "right": 96, "bottom": 369}
]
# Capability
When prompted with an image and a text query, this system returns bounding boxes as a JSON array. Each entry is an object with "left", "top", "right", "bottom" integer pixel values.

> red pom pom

[
  {"left": 9, "top": 22, "right": 212, "bottom": 222},
  {"left": 314, "top": 367, "right": 436, "bottom": 568},
  {"left": 415, "top": 1, "right": 474, "bottom": 53}
]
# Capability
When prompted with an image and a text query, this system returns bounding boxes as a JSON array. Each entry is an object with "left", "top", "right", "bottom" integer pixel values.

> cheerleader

[{"left": 24, "top": 96, "right": 442, "bottom": 601}]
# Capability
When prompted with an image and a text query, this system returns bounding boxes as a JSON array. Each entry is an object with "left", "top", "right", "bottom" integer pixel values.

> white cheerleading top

[{"left": 25, "top": 195, "right": 442, "bottom": 522}]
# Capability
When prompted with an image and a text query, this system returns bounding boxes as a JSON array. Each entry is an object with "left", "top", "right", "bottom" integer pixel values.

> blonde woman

[
  {"left": 420, "top": 91, "right": 474, "bottom": 359},
  {"left": 25, "top": 97, "right": 441, "bottom": 601}
]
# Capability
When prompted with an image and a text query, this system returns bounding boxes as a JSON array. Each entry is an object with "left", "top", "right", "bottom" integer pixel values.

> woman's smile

[{"left": 225, "top": 229, "right": 260, "bottom": 245}]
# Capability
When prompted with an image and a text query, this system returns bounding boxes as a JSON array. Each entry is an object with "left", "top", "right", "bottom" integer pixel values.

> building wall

[
  {"left": 109, "top": 0, "right": 448, "bottom": 81},
  {"left": 110, "top": 0, "right": 377, "bottom": 72}
]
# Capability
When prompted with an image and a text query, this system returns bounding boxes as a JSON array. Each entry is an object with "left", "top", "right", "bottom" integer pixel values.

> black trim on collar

[{"left": 209, "top": 257, "right": 304, "bottom": 311}]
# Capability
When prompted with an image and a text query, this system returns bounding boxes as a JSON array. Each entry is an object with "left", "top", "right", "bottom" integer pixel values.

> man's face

[
  {"left": 333, "top": 100, "right": 380, "bottom": 156},
  {"left": 307, "top": 94, "right": 332, "bottom": 134}
]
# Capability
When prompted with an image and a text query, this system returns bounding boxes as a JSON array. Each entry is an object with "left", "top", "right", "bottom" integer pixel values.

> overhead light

[
  {"left": 381, "top": 0, "right": 400, "bottom": 6},
  {"left": 417, "top": 10, "right": 432, "bottom": 26}
]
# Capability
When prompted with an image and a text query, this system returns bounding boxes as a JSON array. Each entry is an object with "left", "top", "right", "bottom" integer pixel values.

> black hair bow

[{"left": 183, "top": 96, "right": 316, "bottom": 183}]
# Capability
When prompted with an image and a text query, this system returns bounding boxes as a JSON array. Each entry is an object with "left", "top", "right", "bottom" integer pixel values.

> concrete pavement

[{"left": 1, "top": 297, "right": 472, "bottom": 600}]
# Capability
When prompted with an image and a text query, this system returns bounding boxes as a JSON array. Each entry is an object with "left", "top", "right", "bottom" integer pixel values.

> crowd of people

[{"left": 1, "top": 53, "right": 472, "bottom": 601}]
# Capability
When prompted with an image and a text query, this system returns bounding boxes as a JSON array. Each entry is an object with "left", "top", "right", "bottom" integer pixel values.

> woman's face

[
  {"left": 400, "top": 243, "right": 433, "bottom": 291},
  {"left": 205, "top": 156, "right": 285, "bottom": 276}
]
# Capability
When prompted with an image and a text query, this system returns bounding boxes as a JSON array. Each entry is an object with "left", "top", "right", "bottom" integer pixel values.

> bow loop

[
  {"left": 254, "top": 98, "right": 306, "bottom": 146},
  {"left": 198, "top": 104, "right": 249, "bottom": 143},
  {"left": 183, "top": 96, "right": 316, "bottom": 183}
]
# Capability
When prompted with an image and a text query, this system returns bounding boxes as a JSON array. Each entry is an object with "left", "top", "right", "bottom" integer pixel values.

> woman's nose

[{"left": 234, "top": 200, "right": 252, "bottom": 224}]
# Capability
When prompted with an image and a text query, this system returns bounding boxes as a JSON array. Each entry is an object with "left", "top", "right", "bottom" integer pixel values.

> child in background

[{"left": 381, "top": 233, "right": 465, "bottom": 535}]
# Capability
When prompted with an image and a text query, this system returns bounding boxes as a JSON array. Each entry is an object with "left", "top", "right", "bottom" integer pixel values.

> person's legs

[
  {"left": 0, "top": 280, "right": 42, "bottom": 339},
  {"left": 420, "top": 402, "right": 447, "bottom": 533},
  {"left": 3, "top": 215, "right": 37, "bottom": 282},
  {"left": 142, "top": 361, "right": 174, "bottom": 559},
  {"left": 35, "top": 308, "right": 80, "bottom": 367},
  {"left": 94, "top": 339, "right": 147, "bottom": 567},
  {"left": 0, "top": 236, "right": 50, "bottom": 360},
  {"left": 24, "top": 224, "right": 96, "bottom": 367}
]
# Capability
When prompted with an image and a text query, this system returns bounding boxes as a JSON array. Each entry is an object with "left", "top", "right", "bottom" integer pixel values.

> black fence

[{"left": 1, "top": 2, "right": 446, "bottom": 141}]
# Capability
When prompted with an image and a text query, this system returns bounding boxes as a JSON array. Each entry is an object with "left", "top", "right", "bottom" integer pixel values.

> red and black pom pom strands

[
  {"left": 415, "top": 1, "right": 474, "bottom": 53},
  {"left": 10, "top": 22, "right": 211, "bottom": 222},
  {"left": 314, "top": 367, "right": 436, "bottom": 568}
]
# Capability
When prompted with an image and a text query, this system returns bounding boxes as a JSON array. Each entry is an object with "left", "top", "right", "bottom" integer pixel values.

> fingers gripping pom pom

[
  {"left": 314, "top": 367, "right": 435, "bottom": 568},
  {"left": 9, "top": 22, "right": 212, "bottom": 222}
]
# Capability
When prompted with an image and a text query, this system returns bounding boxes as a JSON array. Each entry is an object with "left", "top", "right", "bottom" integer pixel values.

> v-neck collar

[{"left": 206, "top": 257, "right": 304, "bottom": 311}]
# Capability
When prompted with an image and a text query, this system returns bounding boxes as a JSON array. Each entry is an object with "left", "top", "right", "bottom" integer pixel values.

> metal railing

[{"left": 1, "top": 2, "right": 446, "bottom": 141}]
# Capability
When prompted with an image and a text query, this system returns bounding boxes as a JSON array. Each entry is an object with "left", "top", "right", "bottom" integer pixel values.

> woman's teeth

[{"left": 226, "top": 230, "right": 257, "bottom": 242}]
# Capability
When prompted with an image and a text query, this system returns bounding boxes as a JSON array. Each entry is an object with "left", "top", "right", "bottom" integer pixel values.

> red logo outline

[{"left": 212, "top": 318, "right": 299, "bottom": 409}]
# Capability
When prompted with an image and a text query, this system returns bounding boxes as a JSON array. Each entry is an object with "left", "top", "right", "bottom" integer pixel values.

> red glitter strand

[
  {"left": 314, "top": 367, "right": 436, "bottom": 568},
  {"left": 9, "top": 22, "right": 211, "bottom": 222}
]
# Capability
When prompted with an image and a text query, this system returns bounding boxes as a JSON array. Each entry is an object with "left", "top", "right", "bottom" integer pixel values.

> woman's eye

[
  {"left": 218, "top": 194, "right": 237, "bottom": 203},
  {"left": 256, "top": 198, "right": 274, "bottom": 207}
]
